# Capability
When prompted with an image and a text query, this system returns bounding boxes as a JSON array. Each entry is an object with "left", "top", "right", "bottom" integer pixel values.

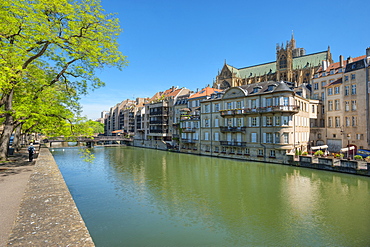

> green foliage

[
  {"left": 301, "top": 151, "right": 308, "bottom": 156},
  {"left": 314, "top": 150, "right": 324, "bottom": 156},
  {"left": 78, "top": 148, "right": 95, "bottom": 163},
  {"left": 354, "top": 155, "right": 363, "bottom": 160},
  {"left": 334, "top": 153, "right": 344, "bottom": 158},
  {"left": 0, "top": 0, "right": 127, "bottom": 158}
]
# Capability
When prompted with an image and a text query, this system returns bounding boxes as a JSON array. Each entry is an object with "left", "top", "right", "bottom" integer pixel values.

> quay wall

[{"left": 7, "top": 147, "right": 94, "bottom": 246}]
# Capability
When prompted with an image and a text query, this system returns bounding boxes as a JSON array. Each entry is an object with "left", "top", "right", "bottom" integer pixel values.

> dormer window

[
  {"left": 330, "top": 70, "right": 335, "bottom": 75},
  {"left": 267, "top": 85, "right": 276, "bottom": 91},
  {"left": 253, "top": 87, "right": 261, "bottom": 93},
  {"left": 314, "top": 74, "right": 319, "bottom": 78},
  {"left": 338, "top": 68, "right": 343, "bottom": 73},
  {"left": 322, "top": 72, "right": 326, "bottom": 76}
]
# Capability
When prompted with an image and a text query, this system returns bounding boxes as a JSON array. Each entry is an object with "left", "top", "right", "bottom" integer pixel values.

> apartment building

[
  {"left": 310, "top": 48, "right": 370, "bottom": 152},
  {"left": 178, "top": 87, "right": 222, "bottom": 153},
  {"left": 142, "top": 86, "right": 191, "bottom": 148},
  {"left": 199, "top": 81, "right": 318, "bottom": 163}
]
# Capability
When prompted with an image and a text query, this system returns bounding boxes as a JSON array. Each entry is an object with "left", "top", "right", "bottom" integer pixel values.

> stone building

[
  {"left": 213, "top": 35, "right": 332, "bottom": 90},
  {"left": 310, "top": 48, "right": 370, "bottom": 153},
  {"left": 199, "top": 81, "right": 318, "bottom": 163}
]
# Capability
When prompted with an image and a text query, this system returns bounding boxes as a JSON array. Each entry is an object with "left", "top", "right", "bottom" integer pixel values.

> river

[{"left": 52, "top": 146, "right": 370, "bottom": 247}]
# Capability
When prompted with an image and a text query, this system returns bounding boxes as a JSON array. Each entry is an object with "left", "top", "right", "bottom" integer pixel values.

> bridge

[{"left": 46, "top": 136, "right": 133, "bottom": 147}]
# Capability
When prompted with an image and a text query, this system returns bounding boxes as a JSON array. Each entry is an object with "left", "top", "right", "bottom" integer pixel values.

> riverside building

[{"left": 198, "top": 81, "right": 318, "bottom": 163}]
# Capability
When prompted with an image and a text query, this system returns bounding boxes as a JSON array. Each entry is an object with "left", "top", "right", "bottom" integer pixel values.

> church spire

[{"left": 291, "top": 30, "right": 296, "bottom": 49}]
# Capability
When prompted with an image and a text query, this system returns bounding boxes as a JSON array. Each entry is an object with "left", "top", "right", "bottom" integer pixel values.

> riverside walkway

[{"left": 0, "top": 146, "right": 94, "bottom": 246}]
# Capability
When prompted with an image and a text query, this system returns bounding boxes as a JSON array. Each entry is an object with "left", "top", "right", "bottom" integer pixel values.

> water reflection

[{"left": 53, "top": 147, "right": 370, "bottom": 246}]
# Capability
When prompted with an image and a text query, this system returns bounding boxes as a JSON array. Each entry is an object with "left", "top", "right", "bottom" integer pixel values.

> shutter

[
  {"left": 256, "top": 98, "right": 260, "bottom": 107},
  {"left": 262, "top": 116, "right": 266, "bottom": 127},
  {"left": 263, "top": 133, "right": 266, "bottom": 143},
  {"left": 262, "top": 98, "right": 266, "bottom": 107},
  {"left": 256, "top": 117, "right": 260, "bottom": 126},
  {"left": 237, "top": 133, "right": 242, "bottom": 142}
]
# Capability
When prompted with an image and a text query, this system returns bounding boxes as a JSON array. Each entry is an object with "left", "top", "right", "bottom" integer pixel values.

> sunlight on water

[{"left": 53, "top": 147, "right": 370, "bottom": 247}]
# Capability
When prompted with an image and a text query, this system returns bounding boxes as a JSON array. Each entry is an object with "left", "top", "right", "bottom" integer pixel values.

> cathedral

[{"left": 213, "top": 35, "right": 333, "bottom": 89}]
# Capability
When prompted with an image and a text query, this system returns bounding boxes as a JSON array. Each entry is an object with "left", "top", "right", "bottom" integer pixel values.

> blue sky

[{"left": 80, "top": 0, "right": 370, "bottom": 119}]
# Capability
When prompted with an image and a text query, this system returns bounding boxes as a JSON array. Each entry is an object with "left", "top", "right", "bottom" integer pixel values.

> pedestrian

[{"left": 28, "top": 143, "right": 35, "bottom": 162}]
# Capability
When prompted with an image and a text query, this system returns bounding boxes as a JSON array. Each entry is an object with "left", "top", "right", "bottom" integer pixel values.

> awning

[
  {"left": 340, "top": 146, "right": 355, "bottom": 152},
  {"left": 111, "top": 129, "right": 123, "bottom": 134},
  {"left": 311, "top": 145, "right": 329, "bottom": 150}
]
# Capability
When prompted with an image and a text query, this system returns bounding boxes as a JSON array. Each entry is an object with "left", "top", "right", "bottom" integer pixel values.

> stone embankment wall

[{"left": 7, "top": 147, "right": 94, "bottom": 246}]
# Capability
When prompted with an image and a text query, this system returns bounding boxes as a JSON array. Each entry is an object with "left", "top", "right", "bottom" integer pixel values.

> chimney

[
  {"left": 340, "top": 55, "right": 344, "bottom": 68},
  {"left": 322, "top": 60, "right": 327, "bottom": 71},
  {"left": 366, "top": 47, "right": 370, "bottom": 58}
]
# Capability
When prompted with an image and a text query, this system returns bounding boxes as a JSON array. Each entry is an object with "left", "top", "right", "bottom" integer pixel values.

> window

[
  {"left": 270, "top": 150, "right": 276, "bottom": 157},
  {"left": 351, "top": 84, "right": 356, "bottom": 95},
  {"left": 266, "top": 98, "right": 273, "bottom": 107},
  {"left": 204, "top": 119, "right": 209, "bottom": 127},
  {"left": 335, "top": 100, "right": 340, "bottom": 111},
  {"left": 227, "top": 102, "right": 232, "bottom": 109},
  {"left": 236, "top": 101, "right": 242, "bottom": 109},
  {"left": 321, "top": 92, "right": 325, "bottom": 100},
  {"left": 312, "top": 105, "right": 315, "bottom": 113},
  {"left": 344, "top": 86, "right": 349, "bottom": 96},
  {"left": 251, "top": 99, "right": 257, "bottom": 108},
  {"left": 283, "top": 97, "right": 289, "bottom": 106},
  {"left": 338, "top": 68, "right": 343, "bottom": 73},
  {"left": 253, "top": 87, "right": 259, "bottom": 93},
  {"left": 283, "top": 133, "right": 289, "bottom": 144},
  {"left": 335, "top": 117, "right": 340, "bottom": 127},
  {"left": 345, "top": 101, "right": 350, "bottom": 111},
  {"left": 346, "top": 117, "right": 350, "bottom": 127},
  {"left": 258, "top": 149, "right": 264, "bottom": 156},
  {"left": 351, "top": 74, "right": 356, "bottom": 80},
  {"left": 351, "top": 100, "right": 357, "bottom": 111},
  {"left": 328, "top": 88, "right": 333, "bottom": 95},
  {"left": 321, "top": 81, "right": 326, "bottom": 88},
  {"left": 252, "top": 117, "right": 258, "bottom": 127},
  {"left": 251, "top": 133, "right": 257, "bottom": 143},
  {"left": 214, "top": 118, "right": 219, "bottom": 127},
  {"left": 245, "top": 148, "right": 250, "bottom": 155},
  {"left": 266, "top": 116, "right": 273, "bottom": 126},
  {"left": 214, "top": 103, "right": 220, "bottom": 112},
  {"left": 314, "top": 83, "right": 319, "bottom": 90},
  {"left": 214, "top": 132, "right": 219, "bottom": 141},
  {"left": 345, "top": 75, "right": 349, "bottom": 81},
  {"left": 204, "top": 132, "right": 209, "bottom": 141},
  {"left": 330, "top": 70, "right": 335, "bottom": 75},
  {"left": 334, "top": 87, "right": 340, "bottom": 94},
  {"left": 352, "top": 116, "right": 357, "bottom": 126},
  {"left": 279, "top": 55, "right": 287, "bottom": 69},
  {"left": 266, "top": 133, "right": 273, "bottom": 143},
  {"left": 204, "top": 104, "right": 209, "bottom": 113},
  {"left": 275, "top": 116, "right": 280, "bottom": 126},
  {"left": 328, "top": 101, "right": 333, "bottom": 111},
  {"left": 275, "top": 133, "right": 280, "bottom": 143},
  {"left": 328, "top": 117, "right": 332, "bottom": 127},
  {"left": 282, "top": 116, "right": 289, "bottom": 126}
]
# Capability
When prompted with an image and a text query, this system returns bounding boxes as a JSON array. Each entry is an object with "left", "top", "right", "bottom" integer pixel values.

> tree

[{"left": 0, "top": 0, "right": 127, "bottom": 160}]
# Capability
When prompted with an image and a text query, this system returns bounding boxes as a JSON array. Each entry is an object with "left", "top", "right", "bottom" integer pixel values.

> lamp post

[{"left": 347, "top": 134, "right": 351, "bottom": 160}]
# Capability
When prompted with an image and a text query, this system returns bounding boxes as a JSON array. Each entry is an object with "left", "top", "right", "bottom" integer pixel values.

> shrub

[
  {"left": 354, "top": 155, "right": 363, "bottom": 160},
  {"left": 334, "top": 153, "right": 344, "bottom": 158},
  {"left": 365, "top": 156, "right": 370, "bottom": 162},
  {"left": 314, "top": 150, "right": 324, "bottom": 156},
  {"left": 301, "top": 151, "right": 308, "bottom": 156}
]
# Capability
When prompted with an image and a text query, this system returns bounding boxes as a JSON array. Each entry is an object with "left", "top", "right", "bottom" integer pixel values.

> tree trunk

[
  {"left": 0, "top": 89, "right": 15, "bottom": 160},
  {"left": 12, "top": 124, "right": 23, "bottom": 152}
]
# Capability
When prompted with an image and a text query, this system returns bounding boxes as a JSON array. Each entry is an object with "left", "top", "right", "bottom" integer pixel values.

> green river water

[{"left": 52, "top": 146, "right": 370, "bottom": 247}]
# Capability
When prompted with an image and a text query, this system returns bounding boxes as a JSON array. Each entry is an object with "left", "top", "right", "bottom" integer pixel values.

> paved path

[{"left": 0, "top": 149, "right": 35, "bottom": 247}]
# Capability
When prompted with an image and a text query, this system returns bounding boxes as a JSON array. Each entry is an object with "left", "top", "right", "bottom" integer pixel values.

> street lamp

[{"left": 347, "top": 134, "right": 351, "bottom": 160}]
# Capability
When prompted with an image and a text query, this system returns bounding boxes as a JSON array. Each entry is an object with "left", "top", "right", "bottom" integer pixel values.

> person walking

[{"left": 28, "top": 143, "right": 35, "bottom": 162}]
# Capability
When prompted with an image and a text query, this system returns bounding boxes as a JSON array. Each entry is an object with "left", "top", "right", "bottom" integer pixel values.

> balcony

[
  {"left": 181, "top": 138, "right": 198, "bottom": 144},
  {"left": 149, "top": 111, "right": 168, "bottom": 116},
  {"left": 150, "top": 129, "right": 168, "bottom": 134},
  {"left": 181, "top": 127, "right": 197, "bottom": 133},
  {"left": 220, "top": 141, "right": 247, "bottom": 147},
  {"left": 149, "top": 120, "right": 167, "bottom": 125},
  {"left": 220, "top": 105, "right": 299, "bottom": 117},
  {"left": 181, "top": 115, "right": 200, "bottom": 121},
  {"left": 220, "top": 126, "right": 246, "bottom": 132}
]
